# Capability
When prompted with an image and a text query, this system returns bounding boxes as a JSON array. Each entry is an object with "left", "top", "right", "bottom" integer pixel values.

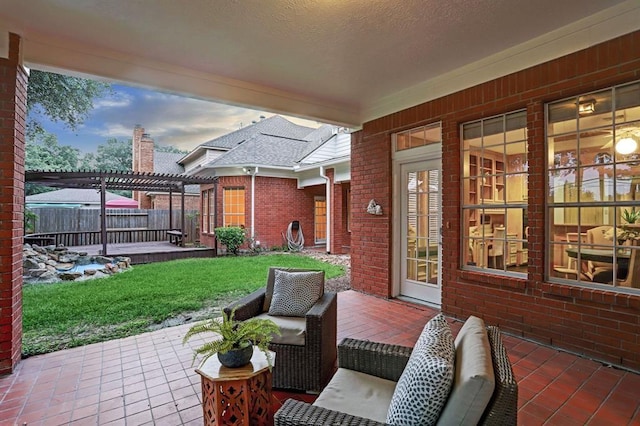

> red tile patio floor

[{"left": 1, "top": 290, "right": 639, "bottom": 425}]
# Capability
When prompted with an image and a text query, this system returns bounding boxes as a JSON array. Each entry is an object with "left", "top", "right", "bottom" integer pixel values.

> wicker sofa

[
  {"left": 225, "top": 267, "right": 337, "bottom": 393},
  {"left": 275, "top": 316, "right": 518, "bottom": 426}
]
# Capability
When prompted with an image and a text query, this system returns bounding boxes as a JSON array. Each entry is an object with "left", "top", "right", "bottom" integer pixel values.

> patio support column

[{"left": 0, "top": 33, "right": 27, "bottom": 375}]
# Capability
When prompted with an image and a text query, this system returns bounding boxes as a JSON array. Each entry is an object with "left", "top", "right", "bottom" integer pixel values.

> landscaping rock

[
  {"left": 59, "top": 272, "right": 83, "bottom": 281},
  {"left": 22, "top": 244, "right": 132, "bottom": 284},
  {"left": 94, "top": 256, "right": 113, "bottom": 265}
]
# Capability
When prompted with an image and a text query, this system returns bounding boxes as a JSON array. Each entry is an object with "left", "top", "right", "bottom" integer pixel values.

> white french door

[{"left": 399, "top": 159, "right": 442, "bottom": 305}]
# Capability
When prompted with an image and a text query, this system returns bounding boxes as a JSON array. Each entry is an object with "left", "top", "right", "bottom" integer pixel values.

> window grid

[
  {"left": 547, "top": 81, "right": 640, "bottom": 290},
  {"left": 223, "top": 187, "right": 245, "bottom": 227},
  {"left": 461, "top": 110, "right": 528, "bottom": 275}
]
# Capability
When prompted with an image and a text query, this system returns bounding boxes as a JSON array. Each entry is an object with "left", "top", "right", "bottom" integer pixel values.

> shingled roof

[
  {"left": 153, "top": 151, "right": 199, "bottom": 194},
  {"left": 200, "top": 115, "right": 318, "bottom": 150},
  {"left": 198, "top": 117, "right": 336, "bottom": 169}
]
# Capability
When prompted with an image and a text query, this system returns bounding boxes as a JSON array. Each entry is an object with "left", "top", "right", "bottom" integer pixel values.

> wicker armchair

[
  {"left": 225, "top": 267, "right": 337, "bottom": 392},
  {"left": 275, "top": 325, "right": 518, "bottom": 426}
]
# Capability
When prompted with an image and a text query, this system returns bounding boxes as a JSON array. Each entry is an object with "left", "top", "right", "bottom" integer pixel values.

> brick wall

[
  {"left": 151, "top": 194, "right": 200, "bottom": 211},
  {"left": 351, "top": 130, "right": 393, "bottom": 297},
  {"left": 0, "top": 33, "right": 26, "bottom": 375},
  {"left": 199, "top": 175, "right": 325, "bottom": 251},
  {"left": 352, "top": 30, "right": 640, "bottom": 370},
  {"left": 253, "top": 176, "right": 321, "bottom": 250}
]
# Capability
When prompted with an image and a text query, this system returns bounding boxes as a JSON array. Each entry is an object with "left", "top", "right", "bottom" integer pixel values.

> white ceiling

[{"left": 1, "top": 0, "right": 638, "bottom": 127}]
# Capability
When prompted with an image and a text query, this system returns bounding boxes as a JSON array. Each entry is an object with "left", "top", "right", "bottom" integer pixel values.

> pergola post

[
  {"left": 181, "top": 185, "right": 186, "bottom": 247},
  {"left": 100, "top": 177, "right": 108, "bottom": 256},
  {"left": 169, "top": 187, "right": 173, "bottom": 230}
]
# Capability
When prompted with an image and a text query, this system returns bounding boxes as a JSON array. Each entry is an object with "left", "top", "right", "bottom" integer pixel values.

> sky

[{"left": 30, "top": 83, "right": 324, "bottom": 154}]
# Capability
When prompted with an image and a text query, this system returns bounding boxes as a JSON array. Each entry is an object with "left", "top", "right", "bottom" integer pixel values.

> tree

[
  {"left": 155, "top": 144, "right": 189, "bottom": 154},
  {"left": 26, "top": 132, "right": 82, "bottom": 171},
  {"left": 93, "top": 138, "right": 133, "bottom": 172},
  {"left": 25, "top": 132, "right": 84, "bottom": 195},
  {"left": 27, "top": 70, "right": 111, "bottom": 137}
]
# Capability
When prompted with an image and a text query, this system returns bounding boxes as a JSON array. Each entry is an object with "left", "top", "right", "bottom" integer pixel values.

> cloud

[
  {"left": 47, "top": 84, "right": 324, "bottom": 153},
  {"left": 92, "top": 91, "right": 134, "bottom": 109}
]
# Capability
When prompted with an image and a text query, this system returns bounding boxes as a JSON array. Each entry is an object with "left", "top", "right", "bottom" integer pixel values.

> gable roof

[
  {"left": 184, "top": 116, "right": 338, "bottom": 172},
  {"left": 201, "top": 115, "right": 317, "bottom": 150}
]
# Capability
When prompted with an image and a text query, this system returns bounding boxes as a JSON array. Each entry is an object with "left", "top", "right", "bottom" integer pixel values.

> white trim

[
  {"left": 294, "top": 156, "right": 350, "bottom": 172},
  {"left": 392, "top": 138, "right": 442, "bottom": 299}
]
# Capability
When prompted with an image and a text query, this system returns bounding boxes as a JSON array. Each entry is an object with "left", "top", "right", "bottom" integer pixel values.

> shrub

[
  {"left": 214, "top": 226, "right": 246, "bottom": 255},
  {"left": 24, "top": 209, "right": 37, "bottom": 234}
]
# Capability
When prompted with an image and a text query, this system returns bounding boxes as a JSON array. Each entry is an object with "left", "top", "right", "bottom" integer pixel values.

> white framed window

[
  {"left": 461, "top": 111, "right": 528, "bottom": 275},
  {"left": 547, "top": 81, "right": 640, "bottom": 290}
]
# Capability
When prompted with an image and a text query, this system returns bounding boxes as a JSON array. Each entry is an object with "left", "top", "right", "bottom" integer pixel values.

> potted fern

[{"left": 182, "top": 308, "right": 280, "bottom": 368}]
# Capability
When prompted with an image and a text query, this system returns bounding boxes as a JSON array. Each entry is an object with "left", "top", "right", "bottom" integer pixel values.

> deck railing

[{"left": 27, "top": 229, "right": 176, "bottom": 246}]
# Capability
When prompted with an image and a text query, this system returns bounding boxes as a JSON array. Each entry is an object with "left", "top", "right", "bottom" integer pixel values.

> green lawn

[{"left": 22, "top": 254, "right": 344, "bottom": 357}]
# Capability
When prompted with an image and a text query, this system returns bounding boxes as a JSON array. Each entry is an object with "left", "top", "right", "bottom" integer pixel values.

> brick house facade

[
  {"left": 350, "top": 31, "right": 640, "bottom": 371},
  {"left": 190, "top": 116, "right": 351, "bottom": 254}
]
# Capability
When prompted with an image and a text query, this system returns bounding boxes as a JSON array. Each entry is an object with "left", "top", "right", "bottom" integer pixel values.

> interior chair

[
  {"left": 487, "top": 226, "right": 506, "bottom": 269},
  {"left": 225, "top": 267, "right": 337, "bottom": 393},
  {"left": 617, "top": 240, "right": 640, "bottom": 288},
  {"left": 584, "top": 226, "right": 615, "bottom": 283},
  {"left": 553, "top": 232, "right": 586, "bottom": 279}
]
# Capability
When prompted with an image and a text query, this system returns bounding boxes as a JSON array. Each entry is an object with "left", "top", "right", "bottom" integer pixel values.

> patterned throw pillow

[
  {"left": 268, "top": 270, "right": 324, "bottom": 317},
  {"left": 386, "top": 314, "right": 455, "bottom": 426}
]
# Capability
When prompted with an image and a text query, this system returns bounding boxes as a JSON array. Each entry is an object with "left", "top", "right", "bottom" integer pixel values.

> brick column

[
  {"left": 327, "top": 169, "right": 345, "bottom": 254},
  {"left": 132, "top": 126, "right": 154, "bottom": 209},
  {"left": 0, "top": 33, "right": 27, "bottom": 375}
]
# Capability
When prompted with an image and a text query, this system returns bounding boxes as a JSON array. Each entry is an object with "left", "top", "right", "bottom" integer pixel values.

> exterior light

[{"left": 615, "top": 137, "right": 638, "bottom": 155}]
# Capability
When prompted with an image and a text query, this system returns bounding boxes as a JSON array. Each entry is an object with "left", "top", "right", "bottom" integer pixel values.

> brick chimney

[{"left": 132, "top": 125, "right": 154, "bottom": 208}]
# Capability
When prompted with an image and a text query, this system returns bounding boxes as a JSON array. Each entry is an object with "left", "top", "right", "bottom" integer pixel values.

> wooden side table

[{"left": 195, "top": 347, "right": 276, "bottom": 426}]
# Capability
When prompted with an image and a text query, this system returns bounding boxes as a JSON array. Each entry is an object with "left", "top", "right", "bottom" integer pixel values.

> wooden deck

[{"left": 67, "top": 241, "right": 216, "bottom": 264}]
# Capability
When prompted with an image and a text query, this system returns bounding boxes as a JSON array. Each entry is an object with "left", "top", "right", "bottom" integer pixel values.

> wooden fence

[{"left": 28, "top": 208, "right": 200, "bottom": 244}]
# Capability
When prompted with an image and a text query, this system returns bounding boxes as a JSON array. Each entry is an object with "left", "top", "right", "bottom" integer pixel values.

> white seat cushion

[
  {"left": 255, "top": 313, "right": 306, "bottom": 346},
  {"left": 437, "top": 316, "right": 495, "bottom": 425},
  {"left": 313, "top": 368, "right": 396, "bottom": 423}
]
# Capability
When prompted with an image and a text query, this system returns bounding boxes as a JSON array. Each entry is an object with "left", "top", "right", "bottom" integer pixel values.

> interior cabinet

[
  {"left": 467, "top": 153, "right": 505, "bottom": 204},
  {"left": 506, "top": 234, "right": 518, "bottom": 266},
  {"left": 467, "top": 152, "right": 505, "bottom": 227}
]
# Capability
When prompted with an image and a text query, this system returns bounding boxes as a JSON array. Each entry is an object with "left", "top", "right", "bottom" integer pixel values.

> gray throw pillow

[
  {"left": 386, "top": 314, "right": 455, "bottom": 426},
  {"left": 268, "top": 270, "right": 324, "bottom": 317}
]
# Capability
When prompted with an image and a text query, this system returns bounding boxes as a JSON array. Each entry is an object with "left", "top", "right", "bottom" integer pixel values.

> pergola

[{"left": 26, "top": 169, "right": 218, "bottom": 255}]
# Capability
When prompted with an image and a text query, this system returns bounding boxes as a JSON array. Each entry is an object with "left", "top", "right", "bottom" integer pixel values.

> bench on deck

[
  {"left": 24, "top": 235, "right": 55, "bottom": 246},
  {"left": 166, "top": 230, "right": 185, "bottom": 245}
]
